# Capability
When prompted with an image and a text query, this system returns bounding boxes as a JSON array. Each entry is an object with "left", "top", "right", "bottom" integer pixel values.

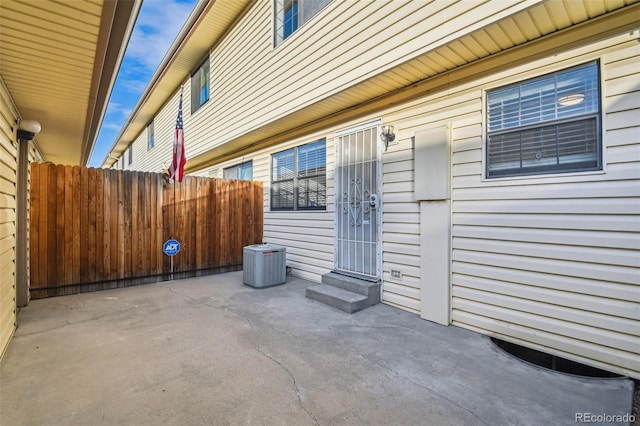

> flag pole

[
  {"left": 167, "top": 85, "right": 186, "bottom": 280},
  {"left": 172, "top": 164, "right": 176, "bottom": 281}
]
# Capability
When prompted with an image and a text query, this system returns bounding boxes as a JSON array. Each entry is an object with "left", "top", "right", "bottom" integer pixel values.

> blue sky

[{"left": 88, "top": 0, "right": 198, "bottom": 167}]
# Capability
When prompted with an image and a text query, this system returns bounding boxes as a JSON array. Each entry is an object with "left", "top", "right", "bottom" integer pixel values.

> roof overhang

[
  {"left": 0, "top": 0, "right": 141, "bottom": 166},
  {"left": 101, "top": 0, "right": 254, "bottom": 168}
]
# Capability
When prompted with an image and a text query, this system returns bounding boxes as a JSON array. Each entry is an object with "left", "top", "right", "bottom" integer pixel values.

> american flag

[{"left": 168, "top": 89, "right": 186, "bottom": 182}]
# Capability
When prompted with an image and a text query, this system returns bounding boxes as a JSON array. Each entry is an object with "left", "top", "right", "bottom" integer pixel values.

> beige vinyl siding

[
  {"left": 378, "top": 87, "right": 483, "bottom": 314},
  {"left": 24, "top": 143, "right": 39, "bottom": 307},
  {"left": 381, "top": 144, "right": 421, "bottom": 313},
  {"left": 0, "top": 79, "right": 18, "bottom": 358},
  {"left": 446, "top": 37, "right": 640, "bottom": 377},
  {"left": 182, "top": 0, "right": 538, "bottom": 159}
]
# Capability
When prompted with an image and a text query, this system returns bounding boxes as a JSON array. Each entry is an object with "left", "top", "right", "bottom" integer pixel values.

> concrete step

[
  {"left": 321, "top": 272, "right": 380, "bottom": 303},
  {"left": 305, "top": 284, "right": 373, "bottom": 314}
]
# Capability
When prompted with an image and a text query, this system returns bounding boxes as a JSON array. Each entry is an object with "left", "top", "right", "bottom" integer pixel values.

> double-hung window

[
  {"left": 274, "top": 0, "right": 331, "bottom": 46},
  {"left": 224, "top": 161, "right": 253, "bottom": 181},
  {"left": 486, "top": 61, "right": 601, "bottom": 178},
  {"left": 271, "top": 139, "right": 326, "bottom": 210},
  {"left": 191, "top": 57, "right": 210, "bottom": 114},
  {"left": 128, "top": 147, "right": 132, "bottom": 165}
]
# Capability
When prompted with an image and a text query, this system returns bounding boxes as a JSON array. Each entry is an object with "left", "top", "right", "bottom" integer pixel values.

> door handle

[{"left": 369, "top": 194, "right": 380, "bottom": 209}]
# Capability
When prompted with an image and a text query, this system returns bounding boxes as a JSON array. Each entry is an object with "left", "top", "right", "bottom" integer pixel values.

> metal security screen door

[{"left": 334, "top": 122, "right": 382, "bottom": 278}]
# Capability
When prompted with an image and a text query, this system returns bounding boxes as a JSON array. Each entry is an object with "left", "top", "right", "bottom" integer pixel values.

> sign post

[{"left": 163, "top": 239, "right": 181, "bottom": 280}]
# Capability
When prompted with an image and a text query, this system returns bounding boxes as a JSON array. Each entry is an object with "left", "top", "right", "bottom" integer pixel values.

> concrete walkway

[{"left": 1, "top": 272, "right": 634, "bottom": 425}]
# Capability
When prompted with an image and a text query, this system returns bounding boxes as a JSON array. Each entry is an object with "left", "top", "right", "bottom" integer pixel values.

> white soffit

[{"left": 0, "top": 0, "right": 140, "bottom": 165}]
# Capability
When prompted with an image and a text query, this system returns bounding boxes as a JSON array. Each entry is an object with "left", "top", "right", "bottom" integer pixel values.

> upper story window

[
  {"left": 271, "top": 139, "right": 326, "bottom": 210},
  {"left": 148, "top": 120, "right": 155, "bottom": 150},
  {"left": 274, "top": 0, "right": 331, "bottom": 46},
  {"left": 224, "top": 161, "right": 253, "bottom": 180},
  {"left": 486, "top": 61, "right": 601, "bottom": 178},
  {"left": 127, "top": 147, "right": 132, "bottom": 165},
  {"left": 120, "top": 156, "right": 125, "bottom": 169},
  {"left": 191, "top": 57, "right": 210, "bottom": 114}
]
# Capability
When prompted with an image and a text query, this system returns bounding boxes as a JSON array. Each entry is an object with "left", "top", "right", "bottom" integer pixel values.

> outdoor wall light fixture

[
  {"left": 558, "top": 93, "right": 585, "bottom": 106},
  {"left": 380, "top": 125, "right": 396, "bottom": 151},
  {"left": 17, "top": 119, "right": 41, "bottom": 141}
]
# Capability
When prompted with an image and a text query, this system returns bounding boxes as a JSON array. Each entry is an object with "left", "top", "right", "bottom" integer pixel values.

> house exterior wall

[
  {"left": 385, "top": 33, "right": 639, "bottom": 377},
  {"left": 453, "top": 36, "right": 639, "bottom": 377},
  {"left": 196, "top": 33, "right": 639, "bottom": 377},
  {"left": 124, "top": 0, "right": 538, "bottom": 165},
  {"left": 118, "top": 1, "right": 639, "bottom": 377},
  {"left": 0, "top": 78, "right": 18, "bottom": 358}
]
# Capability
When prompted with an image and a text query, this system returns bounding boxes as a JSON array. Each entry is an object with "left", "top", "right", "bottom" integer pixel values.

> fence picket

[
  {"left": 29, "top": 164, "right": 40, "bottom": 290},
  {"left": 55, "top": 165, "right": 65, "bottom": 295},
  {"left": 72, "top": 166, "right": 81, "bottom": 291},
  {"left": 64, "top": 165, "right": 73, "bottom": 293},
  {"left": 87, "top": 167, "right": 97, "bottom": 288},
  {"left": 46, "top": 164, "right": 56, "bottom": 297},
  {"left": 102, "top": 169, "right": 111, "bottom": 287}
]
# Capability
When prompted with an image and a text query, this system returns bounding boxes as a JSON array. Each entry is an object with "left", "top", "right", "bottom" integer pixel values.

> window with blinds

[
  {"left": 274, "top": 0, "right": 331, "bottom": 46},
  {"left": 486, "top": 61, "right": 601, "bottom": 178},
  {"left": 271, "top": 139, "right": 326, "bottom": 210}
]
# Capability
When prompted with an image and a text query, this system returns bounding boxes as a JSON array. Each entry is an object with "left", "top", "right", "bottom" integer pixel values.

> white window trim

[
  {"left": 147, "top": 120, "right": 155, "bottom": 151},
  {"left": 273, "top": 0, "right": 332, "bottom": 48},
  {"left": 191, "top": 57, "right": 210, "bottom": 114},
  {"left": 224, "top": 160, "right": 254, "bottom": 180},
  {"left": 270, "top": 138, "right": 327, "bottom": 211},
  {"left": 481, "top": 59, "right": 607, "bottom": 183}
]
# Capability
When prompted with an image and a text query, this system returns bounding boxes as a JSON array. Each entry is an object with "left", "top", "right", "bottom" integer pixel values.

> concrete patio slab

[{"left": 0, "top": 272, "right": 634, "bottom": 425}]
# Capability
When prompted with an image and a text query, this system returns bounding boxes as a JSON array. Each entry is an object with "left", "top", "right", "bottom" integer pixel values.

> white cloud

[
  {"left": 119, "top": 78, "right": 149, "bottom": 95},
  {"left": 126, "top": 0, "right": 195, "bottom": 72},
  {"left": 102, "top": 122, "right": 125, "bottom": 131},
  {"left": 105, "top": 102, "right": 132, "bottom": 118}
]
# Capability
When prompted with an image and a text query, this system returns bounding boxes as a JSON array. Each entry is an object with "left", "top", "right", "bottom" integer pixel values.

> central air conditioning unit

[{"left": 243, "top": 244, "right": 287, "bottom": 288}]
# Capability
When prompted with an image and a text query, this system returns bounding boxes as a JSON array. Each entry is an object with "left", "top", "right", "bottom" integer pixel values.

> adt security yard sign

[{"left": 163, "top": 239, "right": 181, "bottom": 256}]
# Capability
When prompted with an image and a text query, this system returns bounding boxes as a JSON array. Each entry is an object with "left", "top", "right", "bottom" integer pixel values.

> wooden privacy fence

[{"left": 29, "top": 163, "right": 263, "bottom": 298}]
